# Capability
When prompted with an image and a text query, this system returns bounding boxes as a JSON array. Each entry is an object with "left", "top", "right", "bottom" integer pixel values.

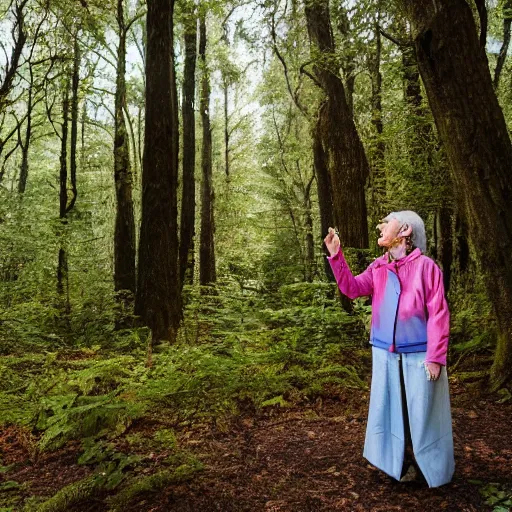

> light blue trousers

[{"left": 363, "top": 347, "right": 455, "bottom": 487}]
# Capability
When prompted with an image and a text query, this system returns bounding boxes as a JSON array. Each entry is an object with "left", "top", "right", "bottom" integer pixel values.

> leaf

[
  {"left": 261, "top": 395, "right": 288, "bottom": 408},
  {"left": 0, "top": 480, "right": 21, "bottom": 491}
]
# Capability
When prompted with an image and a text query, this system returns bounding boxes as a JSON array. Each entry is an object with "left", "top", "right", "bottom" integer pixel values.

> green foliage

[
  {"left": 36, "top": 394, "right": 145, "bottom": 451},
  {"left": 476, "top": 482, "right": 512, "bottom": 511},
  {"left": 0, "top": 478, "right": 25, "bottom": 511},
  {"left": 0, "top": 353, "right": 147, "bottom": 453},
  {"left": 78, "top": 438, "right": 141, "bottom": 490},
  {"left": 152, "top": 428, "right": 178, "bottom": 449},
  {"left": 1, "top": 2, "right": 509, "bottom": 509},
  {"left": 449, "top": 270, "right": 497, "bottom": 366},
  {"left": 136, "top": 282, "right": 368, "bottom": 426},
  {"left": 125, "top": 428, "right": 178, "bottom": 451},
  {"left": 24, "top": 474, "right": 100, "bottom": 512},
  {"left": 107, "top": 461, "right": 203, "bottom": 512}
]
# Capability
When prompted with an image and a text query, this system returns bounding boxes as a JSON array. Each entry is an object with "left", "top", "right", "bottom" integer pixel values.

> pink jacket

[{"left": 328, "top": 247, "right": 450, "bottom": 365}]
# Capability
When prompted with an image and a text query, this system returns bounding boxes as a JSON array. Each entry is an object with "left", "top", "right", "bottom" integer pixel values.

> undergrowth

[
  {"left": 1, "top": 276, "right": 502, "bottom": 510},
  {"left": 0, "top": 281, "right": 369, "bottom": 510}
]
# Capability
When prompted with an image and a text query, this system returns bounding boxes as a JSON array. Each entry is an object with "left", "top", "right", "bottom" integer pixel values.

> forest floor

[{"left": 2, "top": 375, "right": 511, "bottom": 511}]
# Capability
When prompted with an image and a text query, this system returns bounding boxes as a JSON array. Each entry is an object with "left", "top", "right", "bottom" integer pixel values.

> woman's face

[{"left": 377, "top": 218, "right": 402, "bottom": 247}]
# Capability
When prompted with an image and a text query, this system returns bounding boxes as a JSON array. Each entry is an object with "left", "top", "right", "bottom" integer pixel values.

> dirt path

[
  {"left": 134, "top": 384, "right": 512, "bottom": 511},
  {"left": 2, "top": 383, "right": 511, "bottom": 511}
]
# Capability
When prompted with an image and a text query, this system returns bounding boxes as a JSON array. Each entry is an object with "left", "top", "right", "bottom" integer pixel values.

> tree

[
  {"left": 268, "top": 3, "right": 335, "bottom": 281},
  {"left": 135, "top": 0, "right": 182, "bottom": 342},
  {"left": 198, "top": 11, "right": 216, "bottom": 287},
  {"left": 17, "top": 6, "right": 50, "bottom": 193},
  {"left": 179, "top": 0, "right": 197, "bottom": 288},
  {"left": 402, "top": 0, "right": 512, "bottom": 388},
  {"left": 0, "top": 0, "right": 28, "bottom": 116},
  {"left": 380, "top": 19, "right": 455, "bottom": 289},
  {"left": 367, "top": 9, "right": 386, "bottom": 247},
  {"left": 113, "top": 0, "right": 137, "bottom": 297},
  {"left": 304, "top": 0, "right": 369, "bottom": 251},
  {"left": 57, "top": 79, "right": 71, "bottom": 326},
  {"left": 0, "top": 0, "right": 28, "bottom": 172}
]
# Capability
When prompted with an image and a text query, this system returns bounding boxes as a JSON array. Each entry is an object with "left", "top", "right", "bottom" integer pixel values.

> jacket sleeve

[
  {"left": 424, "top": 261, "right": 450, "bottom": 366},
  {"left": 327, "top": 248, "right": 374, "bottom": 299}
]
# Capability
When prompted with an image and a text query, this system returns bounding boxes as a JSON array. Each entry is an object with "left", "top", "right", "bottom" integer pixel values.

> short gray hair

[{"left": 383, "top": 210, "right": 426, "bottom": 253}]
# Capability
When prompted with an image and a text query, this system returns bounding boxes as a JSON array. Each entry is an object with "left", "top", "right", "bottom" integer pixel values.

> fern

[
  {"left": 37, "top": 394, "right": 145, "bottom": 451},
  {"left": 107, "top": 461, "right": 203, "bottom": 512}
]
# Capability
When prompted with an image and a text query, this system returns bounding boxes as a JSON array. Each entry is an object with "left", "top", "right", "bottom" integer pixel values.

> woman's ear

[{"left": 399, "top": 224, "right": 413, "bottom": 238}]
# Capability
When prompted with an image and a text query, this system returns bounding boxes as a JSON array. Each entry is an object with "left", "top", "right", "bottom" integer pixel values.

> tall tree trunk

[
  {"left": 402, "top": 43, "right": 421, "bottom": 110},
  {"left": 199, "top": 13, "right": 216, "bottom": 287},
  {"left": 304, "top": 173, "right": 315, "bottom": 283},
  {"left": 179, "top": 4, "right": 197, "bottom": 289},
  {"left": 455, "top": 212, "right": 470, "bottom": 274},
  {"left": 137, "top": 106, "right": 143, "bottom": 170},
  {"left": 81, "top": 100, "right": 87, "bottom": 168},
  {"left": 57, "top": 82, "right": 71, "bottom": 328},
  {"left": 59, "top": 86, "right": 69, "bottom": 221},
  {"left": 494, "top": 0, "right": 512, "bottom": 90},
  {"left": 223, "top": 79, "right": 230, "bottom": 178},
  {"left": 435, "top": 206, "right": 453, "bottom": 292},
  {"left": 135, "top": 0, "right": 181, "bottom": 342},
  {"left": 304, "top": 0, "right": 369, "bottom": 250},
  {"left": 68, "top": 34, "right": 80, "bottom": 212},
  {"left": 124, "top": 103, "right": 138, "bottom": 178},
  {"left": 18, "top": 64, "right": 33, "bottom": 194},
  {"left": 401, "top": 31, "right": 454, "bottom": 283},
  {"left": 368, "top": 19, "right": 386, "bottom": 245},
  {"left": 402, "top": 0, "right": 512, "bottom": 389},
  {"left": 312, "top": 126, "right": 334, "bottom": 281},
  {"left": 114, "top": 0, "right": 136, "bottom": 297},
  {"left": 334, "top": 2, "right": 355, "bottom": 114}
]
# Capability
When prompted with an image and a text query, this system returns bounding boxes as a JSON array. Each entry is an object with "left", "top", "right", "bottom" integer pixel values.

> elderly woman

[{"left": 324, "top": 211, "right": 454, "bottom": 487}]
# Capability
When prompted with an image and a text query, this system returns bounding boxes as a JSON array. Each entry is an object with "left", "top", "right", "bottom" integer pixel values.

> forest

[{"left": 0, "top": 0, "right": 512, "bottom": 510}]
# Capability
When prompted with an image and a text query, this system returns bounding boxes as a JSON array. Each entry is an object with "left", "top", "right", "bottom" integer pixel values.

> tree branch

[
  {"left": 299, "top": 63, "right": 323, "bottom": 90},
  {"left": 378, "top": 25, "right": 409, "bottom": 47},
  {"left": 270, "top": 9, "right": 309, "bottom": 117}
]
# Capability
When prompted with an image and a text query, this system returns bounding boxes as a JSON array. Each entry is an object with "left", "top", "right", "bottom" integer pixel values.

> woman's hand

[
  {"left": 426, "top": 362, "right": 441, "bottom": 381},
  {"left": 324, "top": 227, "right": 340, "bottom": 257}
]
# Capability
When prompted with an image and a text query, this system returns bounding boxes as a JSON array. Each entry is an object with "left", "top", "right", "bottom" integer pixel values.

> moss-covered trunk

[{"left": 114, "top": 0, "right": 136, "bottom": 296}]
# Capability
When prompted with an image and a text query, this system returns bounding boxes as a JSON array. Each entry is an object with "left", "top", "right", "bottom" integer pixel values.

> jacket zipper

[{"left": 392, "top": 262, "right": 401, "bottom": 352}]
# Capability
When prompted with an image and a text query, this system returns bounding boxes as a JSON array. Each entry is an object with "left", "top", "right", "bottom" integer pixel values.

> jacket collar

[{"left": 373, "top": 247, "right": 422, "bottom": 269}]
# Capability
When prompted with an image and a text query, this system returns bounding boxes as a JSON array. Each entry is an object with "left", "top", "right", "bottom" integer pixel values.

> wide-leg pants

[{"left": 363, "top": 347, "right": 455, "bottom": 488}]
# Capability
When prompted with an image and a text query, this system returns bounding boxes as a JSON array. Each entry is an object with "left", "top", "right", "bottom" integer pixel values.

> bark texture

[
  {"left": 312, "top": 126, "right": 334, "bottom": 281},
  {"left": 368, "top": 19, "right": 386, "bottom": 243},
  {"left": 57, "top": 82, "right": 71, "bottom": 329},
  {"left": 179, "top": 4, "right": 197, "bottom": 288},
  {"left": 199, "top": 13, "right": 216, "bottom": 287},
  {"left": 304, "top": 0, "right": 369, "bottom": 250},
  {"left": 135, "top": 0, "right": 181, "bottom": 342},
  {"left": 69, "top": 35, "right": 80, "bottom": 213},
  {"left": 403, "top": 0, "right": 512, "bottom": 388},
  {"left": 18, "top": 64, "right": 33, "bottom": 194},
  {"left": 114, "top": 0, "right": 136, "bottom": 295},
  {"left": 399, "top": 27, "right": 454, "bottom": 288}
]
